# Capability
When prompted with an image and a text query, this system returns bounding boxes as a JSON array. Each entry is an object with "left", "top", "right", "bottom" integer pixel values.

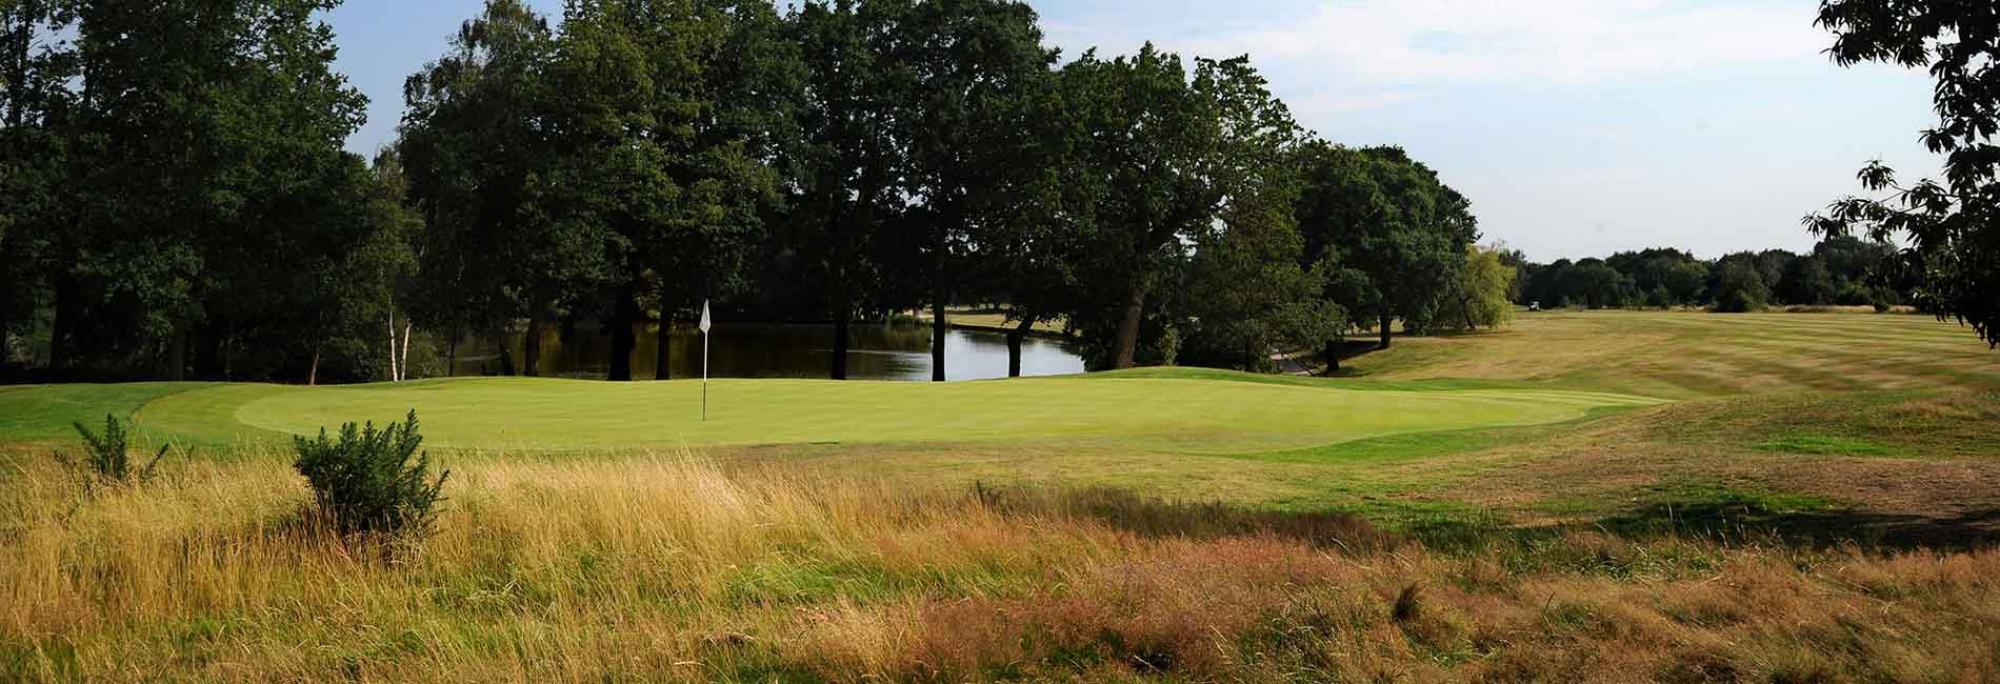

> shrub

[
  {"left": 64, "top": 414, "right": 168, "bottom": 482},
  {"left": 293, "top": 410, "right": 448, "bottom": 536}
]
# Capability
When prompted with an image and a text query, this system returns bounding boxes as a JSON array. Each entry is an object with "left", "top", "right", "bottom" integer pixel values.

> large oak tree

[{"left": 1056, "top": 45, "right": 1299, "bottom": 370}]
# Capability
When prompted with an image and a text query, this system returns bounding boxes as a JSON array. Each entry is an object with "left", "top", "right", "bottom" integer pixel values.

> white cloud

[{"left": 1059, "top": 1, "right": 1828, "bottom": 86}]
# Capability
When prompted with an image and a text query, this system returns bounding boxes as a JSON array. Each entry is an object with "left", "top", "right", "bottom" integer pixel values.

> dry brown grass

[{"left": 7, "top": 452, "right": 2000, "bottom": 682}]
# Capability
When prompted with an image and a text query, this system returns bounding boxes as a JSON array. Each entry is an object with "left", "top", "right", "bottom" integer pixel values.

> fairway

[
  {"left": 89, "top": 373, "right": 1655, "bottom": 452},
  {"left": 1353, "top": 309, "right": 2000, "bottom": 398}
]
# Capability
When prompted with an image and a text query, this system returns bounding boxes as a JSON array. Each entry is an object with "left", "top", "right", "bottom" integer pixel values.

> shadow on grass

[
  {"left": 973, "top": 484, "right": 1404, "bottom": 553},
  {"left": 1318, "top": 340, "right": 1385, "bottom": 377},
  {"left": 970, "top": 483, "right": 2000, "bottom": 557},
  {"left": 1593, "top": 500, "right": 2000, "bottom": 551}
]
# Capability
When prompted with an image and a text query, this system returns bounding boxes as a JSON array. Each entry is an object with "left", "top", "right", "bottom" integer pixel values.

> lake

[{"left": 456, "top": 322, "right": 1086, "bottom": 382}]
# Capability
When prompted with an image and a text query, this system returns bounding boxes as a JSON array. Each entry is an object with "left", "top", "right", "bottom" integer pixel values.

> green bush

[
  {"left": 293, "top": 410, "right": 448, "bottom": 536},
  {"left": 65, "top": 414, "right": 168, "bottom": 482}
]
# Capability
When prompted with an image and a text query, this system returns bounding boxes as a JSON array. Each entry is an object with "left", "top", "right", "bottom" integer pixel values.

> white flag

[{"left": 699, "top": 300, "right": 712, "bottom": 333}]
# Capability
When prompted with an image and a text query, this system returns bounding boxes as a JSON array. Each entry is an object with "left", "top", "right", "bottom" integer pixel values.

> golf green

[{"left": 2, "top": 373, "right": 1665, "bottom": 452}]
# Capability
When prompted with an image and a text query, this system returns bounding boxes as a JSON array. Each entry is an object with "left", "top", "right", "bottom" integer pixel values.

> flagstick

[
  {"left": 701, "top": 328, "right": 709, "bottom": 422},
  {"left": 700, "top": 299, "right": 711, "bottom": 423}
]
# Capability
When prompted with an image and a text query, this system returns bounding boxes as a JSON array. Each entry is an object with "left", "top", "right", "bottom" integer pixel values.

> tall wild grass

[{"left": 3, "top": 450, "right": 1999, "bottom": 681}]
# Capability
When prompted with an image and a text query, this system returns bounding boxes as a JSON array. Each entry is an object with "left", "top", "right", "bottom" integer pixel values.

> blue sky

[{"left": 328, "top": 0, "right": 1940, "bottom": 262}]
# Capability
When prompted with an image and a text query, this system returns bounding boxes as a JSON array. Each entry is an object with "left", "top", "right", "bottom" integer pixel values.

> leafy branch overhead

[{"left": 1806, "top": 0, "right": 2000, "bottom": 346}]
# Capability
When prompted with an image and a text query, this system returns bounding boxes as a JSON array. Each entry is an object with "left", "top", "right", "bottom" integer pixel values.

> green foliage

[
  {"left": 1711, "top": 260, "right": 1771, "bottom": 313},
  {"left": 0, "top": 0, "right": 75, "bottom": 359},
  {"left": 1607, "top": 249, "right": 1707, "bottom": 306},
  {"left": 1807, "top": 0, "right": 2000, "bottom": 347},
  {"left": 1292, "top": 142, "right": 1478, "bottom": 342},
  {"left": 1644, "top": 286, "right": 1674, "bottom": 309},
  {"left": 780, "top": 0, "right": 904, "bottom": 378},
  {"left": 1179, "top": 182, "right": 1341, "bottom": 370},
  {"left": 877, "top": 0, "right": 1057, "bottom": 381},
  {"left": 65, "top": 414, "right": 168, "bottom": 482},
  {"left": 1055, "top": 44, "right": 1304, "bottom": 370},
  {"left": 537, "top": 0, "right": 803, "bottom": 381},
  {"left": 1429, "top": 245, "right": 1517, "bottom": 332},
  {"left": 8, "top": 0, "right": 1508, "bottom": 384},
  {"left": 1520, "top": 258, "right": 1630, "bottom": 310},
  {"left": 400, "top": 0, "right": 576, "bottom": 378},
  {"left": 292, "top": 411, "right": 449, "bottom": 537},
  {"left": 1778, "top": 256, "right": 1838, "bottom": 305},
  {"left": 1518, "top": 237, "right": 1913, "bottom": 312},
  {"left": 58, "top": 0, "right": 369, "bottom": 378}
]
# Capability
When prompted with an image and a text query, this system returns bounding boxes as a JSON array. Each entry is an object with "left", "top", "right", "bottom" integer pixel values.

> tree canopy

[
  {"left": 1, "top": 0, "right": 1503, "bottom": 383},
  {"left": 1807, "top": 0, "right": 2000, "bottom": 346}
]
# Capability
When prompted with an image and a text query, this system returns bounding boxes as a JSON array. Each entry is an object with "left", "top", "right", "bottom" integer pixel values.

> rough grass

[{"left": 5, "top": 453, "right": 2000, "bottom": 682}]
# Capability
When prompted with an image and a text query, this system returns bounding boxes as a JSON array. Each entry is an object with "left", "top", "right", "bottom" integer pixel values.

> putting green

[{"left": 88, "top": 374, "right": 1663, "bottom": 453}]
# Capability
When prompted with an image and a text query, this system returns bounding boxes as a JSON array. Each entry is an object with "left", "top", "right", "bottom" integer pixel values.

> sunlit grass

[
  {"left": 1353, "top": 309, "right": 2000, "bottom": 398},
  {"left": 6, "top": 452, "right": 2000, "bottom": 681},
  {"left": 0, "top": 373, "right": 1659, "bottom": 453}
]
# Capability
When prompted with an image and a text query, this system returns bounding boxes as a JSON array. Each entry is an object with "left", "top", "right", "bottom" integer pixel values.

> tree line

[
  {"left": 0, "top": 0, "right": 1503, "bottom": 384},
  {"left": 1513, "top": 235, "right": 1918, "bottom": 314}
]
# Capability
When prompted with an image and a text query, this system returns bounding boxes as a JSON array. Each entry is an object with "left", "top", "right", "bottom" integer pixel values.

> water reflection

[{"left": 456, "top": 323, "right": 1085, "bottom": 382}]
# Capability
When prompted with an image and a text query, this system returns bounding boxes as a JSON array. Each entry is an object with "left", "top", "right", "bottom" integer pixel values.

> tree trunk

[
  {"left": 190, "top": 317, "right": 225, "bottom": 380},
  {"left": 447, "top": 332, "right": 459, "bottom": 378},
  {"left": 308, "top": 348, "right": 320, "bottom": 386},
  {"left": 929, "top": 221, "right": 950, "bottom": 383},
  {"left": 1112, "top": 283, "right": 1146, "bottom": 369},
  {"left": 167, "top": 327, "right": 186, "bottom": 381},
  {"left": 654, "top": 290, "right": 673, "bottom": 381},
  {"left": 497, "top": 336, "right": 515, "bottom": 376},
  {"left": 400, "top": 320, "right": 414, "bottom": 380},
  {"left": 523, "top": 312, "right": 543, "bottom": 377},
  {"left": 1378, "top": 311, "right": 1393, "bottom": 350},
  {"left": 1322, "top": 340, "right": 1341, "bottom": 375},
  {"left": 832, "top": 313, "right": 851, "bottom": 381},
  {"left": 222, "top": 321, "right": 235, "bottom": 379},
  {"left": 930, "top": 297, "right": 947, "bottom": 382},
  {"left": 830, "top": 274, "right": 851, "bottom": 381},
  {"left": 48, "top": 273, "right": 77, "bottom": 371},
  {"left": 0, "top": 238, "right": 11, "bottom": 365},
  {"left": 387, "top": 313, "right": 400, "bottom": 382},
  {"left": 608, "top": 282, "right": 636, "bottom": 382},
  {"left": 1006, "top": 316, "right": 1034, "bottom": 378}
]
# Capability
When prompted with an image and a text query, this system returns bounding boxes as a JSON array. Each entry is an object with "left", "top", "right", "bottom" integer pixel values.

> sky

[{"left": 327, "top": 0, "right": 1942, "bottom": 262}]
